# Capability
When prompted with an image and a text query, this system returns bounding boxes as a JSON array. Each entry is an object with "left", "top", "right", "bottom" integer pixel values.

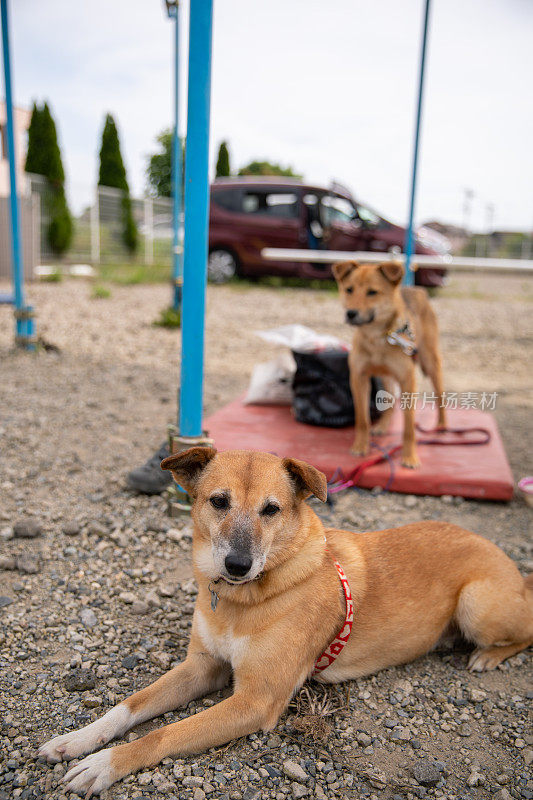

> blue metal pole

[
  {"left": 403, "top": 0, "right": 431, "bottom": 286},
  {"left": 1, "top": 0, "right": 33, "bottom": 346},
  {"left": 179, "top": 0, "right": 213, "bottom": 437},
  {"left": 170, "top": 1, "right": 183, "bottom": 312}
]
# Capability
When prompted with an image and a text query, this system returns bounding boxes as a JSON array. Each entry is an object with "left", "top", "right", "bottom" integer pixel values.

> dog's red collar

[{"left": 312, "top": 559, "right": 354, "bottom": 675}]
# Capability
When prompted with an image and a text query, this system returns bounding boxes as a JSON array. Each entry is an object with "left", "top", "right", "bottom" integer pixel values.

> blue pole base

[{"left": 14, "top": 305, "right": 36, "bottom": 350}]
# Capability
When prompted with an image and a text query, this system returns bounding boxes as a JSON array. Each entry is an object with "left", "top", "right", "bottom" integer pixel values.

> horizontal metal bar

[{"left": 261, "top": 248, "right": 533, "bottom": 275}]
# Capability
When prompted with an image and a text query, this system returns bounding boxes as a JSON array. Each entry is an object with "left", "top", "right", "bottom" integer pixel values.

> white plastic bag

[
  {"left": 255, "top": 324, "right": 349, "bottom": 353},
  {"left": 243, "top": 352, "right": 295, "bottom": 406}
]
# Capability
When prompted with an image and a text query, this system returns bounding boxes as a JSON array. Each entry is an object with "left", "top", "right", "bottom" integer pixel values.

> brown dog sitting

[
  {"left": 39, "top": 448, "right": 533, "bottom": 795},
  {"left": 333, "top": 259, "right": 446, "bottom": 467}
]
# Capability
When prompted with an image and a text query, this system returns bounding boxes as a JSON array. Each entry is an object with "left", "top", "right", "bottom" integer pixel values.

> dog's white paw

[
  {"left": 39, "top": 705, "right": 133, "bottom": 763},
  {"left": 62, "top": 749, "right": 117, "bottom": 797},
  {"left": 39, "top": 727, "right": 100, "bottom": 763}
]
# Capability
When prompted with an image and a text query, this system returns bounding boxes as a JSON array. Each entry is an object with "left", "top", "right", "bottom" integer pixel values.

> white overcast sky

[{"left": 7, "top": 0, "right": 533, "bottom": 230}]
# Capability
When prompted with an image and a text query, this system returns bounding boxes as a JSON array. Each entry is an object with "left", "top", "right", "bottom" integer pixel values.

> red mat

[{"left": 205, "top": 399, "right": 514, "bottom": 501}]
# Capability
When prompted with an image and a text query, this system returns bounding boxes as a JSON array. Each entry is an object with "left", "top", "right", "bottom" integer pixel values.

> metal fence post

[
  {"left": 90, "top": 186, "right": 100, "bottom": 264},
  {"left": 144, "top": 196, "right": 154, "bottom": 266},
  {"left": 178, "top": 0, "right": 214, "bottom": 438}
]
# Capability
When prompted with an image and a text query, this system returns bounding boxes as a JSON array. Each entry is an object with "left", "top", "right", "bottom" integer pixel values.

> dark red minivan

[{"left": 208, "top": 177, "right": 449, "bottom": 287}]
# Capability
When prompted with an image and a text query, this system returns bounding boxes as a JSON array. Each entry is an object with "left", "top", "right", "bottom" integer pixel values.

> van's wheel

[{"left": 208, "top": 249, "right": 238, "bottom": 283}]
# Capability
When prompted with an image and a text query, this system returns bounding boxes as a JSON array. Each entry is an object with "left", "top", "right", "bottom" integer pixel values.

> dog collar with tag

[
  {"left": 386, "top": 321, "right": 417, "bottom": 357},
  {"left": 312, "top": 559, "right": 354, "bottom": 675}
]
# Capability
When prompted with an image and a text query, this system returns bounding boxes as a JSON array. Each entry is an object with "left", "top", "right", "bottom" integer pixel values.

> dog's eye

[
  {"left": 210, "top": 495, "right": 229, "bottom": 511},
  {"left": 261, "top": 502, "right": 280, "bottom": 517},
  {"left": 345, "top": 287, "right": 354, "bottom": 295},
  {"left": 367, "top": 289, "right": 378, "bottom": 296}
]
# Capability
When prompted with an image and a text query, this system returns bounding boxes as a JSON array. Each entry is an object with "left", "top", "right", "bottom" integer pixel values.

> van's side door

[{"left": 231, "top": 187, "right": 303, "bottom": 275}]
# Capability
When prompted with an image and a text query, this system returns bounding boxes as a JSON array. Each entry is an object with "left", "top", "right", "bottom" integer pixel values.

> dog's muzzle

[{"left": 346, "top": 309, "right": 375, "bottom": 326}]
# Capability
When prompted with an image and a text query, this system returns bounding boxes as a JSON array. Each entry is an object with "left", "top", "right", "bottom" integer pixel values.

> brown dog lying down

[
  {"left": 333, "top": 259, "right": 446, "bottom": 468},
  {"left": 39, "top": 449, "right": 533, "bottom": 796}
]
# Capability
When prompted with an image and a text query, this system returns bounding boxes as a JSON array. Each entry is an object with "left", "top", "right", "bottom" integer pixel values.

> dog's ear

[
  {"left": 160, "top": 446, "right": 217, "bottom": 495},
  {"left": 379, "top": 261, "right": 404, "bottom": 285},
  {"left": 282, "top": 457, "right": 328, "bottom": 503},
  {"left": 332, "top": 260, "right": 359, "bottom": 283}
]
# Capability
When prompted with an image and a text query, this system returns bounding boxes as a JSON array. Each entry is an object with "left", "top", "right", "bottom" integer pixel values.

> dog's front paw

[
  {"left": 63, "top": 749, "right": 118, "bottom": 797},
  {"left": 39, "top": 728, "right": 99, "bottom": 763},
  {"left": 350, "top": 438, "right": 369, "bottom": 458},
  {"left": 401, "top": 451, "right": 420, "bottom": 469}
]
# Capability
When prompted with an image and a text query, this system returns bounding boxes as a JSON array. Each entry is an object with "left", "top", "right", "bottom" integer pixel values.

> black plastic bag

[{"left": 292, "top": 349, "right": 383, "bottom": 428}]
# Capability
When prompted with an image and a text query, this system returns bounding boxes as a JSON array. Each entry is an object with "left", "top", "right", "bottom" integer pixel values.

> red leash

[{"left": 328, "top": 424, "right": 491, "bottom": 495}]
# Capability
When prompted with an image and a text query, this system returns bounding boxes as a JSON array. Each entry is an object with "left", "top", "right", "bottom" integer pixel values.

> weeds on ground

[
  {"left": 153, "top": 306, "right": 181, "bottom": 328},
  {"left": 97, "top": 262, "right": 172, "bottom": 285},
  {"left": 91, "top": 285, "right": 112, "bottom": 299},
  {"left": 40, "top": 269, "right": 62, "bottom": 282}
]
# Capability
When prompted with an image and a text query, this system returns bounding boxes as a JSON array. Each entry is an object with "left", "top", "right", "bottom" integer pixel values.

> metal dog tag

[{"left": 209, "top": 584, "right": 219, "bottom": 612}]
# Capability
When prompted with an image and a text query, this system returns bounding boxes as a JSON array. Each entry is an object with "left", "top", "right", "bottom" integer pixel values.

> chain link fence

[{"left": 27, "top": 174, "right": 173, "bottom": 266}]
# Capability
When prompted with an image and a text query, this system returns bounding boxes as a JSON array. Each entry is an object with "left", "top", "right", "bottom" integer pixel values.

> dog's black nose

[
  {"left": 346, "top": 309, "right": 359, "bottom": 322},
  {"left": 225, "top": 552, "right": 253, "bottom": 578}
]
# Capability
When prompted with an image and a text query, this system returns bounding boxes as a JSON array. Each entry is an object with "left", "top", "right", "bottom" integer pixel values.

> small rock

[
  {"left": 413, "top": 760, "right": 441, "bottom": 787},
  {"left": 283, "top": 760, "right": 308, "bottom": 783},
  {"left": 15, "top": 554, "right": 40, "bottom": 574},
  {"left": 183, "top": 777, "right": 204, "bottom": 788},
  {"left": 87, "top": 520, "right": 107, "bottom": 537},
  {"left": 82, "top": 695, "right": 100, "bottom": 708},
  {"left": 0, "top": 526, "right": 14, "bottom": 541},
  {"left": 493, "top": 790, "right": 512, "bottom": 800},
  {"left": 150, "top": 651, "right": 172, "bottom": 670},
  {"left": 468, "top": 688, "right": 487, "bottom": 702},
  {"left": 0, "top": 596, "right": 13, "bottom": 608},
  {"left": 357, "top": 732, "right": 373, "bottom": 747},
  {"left": 122, "top": 654, "right": 139, "bottom": 670},
  {"left": 242, "top": 790, "right": 260, "bottom": 800},
  {"left": 137, "top": 772, "right": 152, "bottom": 786},
  {"left": 193, "top": 790, "right": 206, "bottom": 800},
  {"left": 467, "top": 768, "right": 484, "bottom": 787},
  {"left": 404, "top": 495, "right": 418, "bottom": 508},
  {"left": 119, "top": 592, "right": 135, "bottom": 604},
  {"left": 13, "top": 518, "right": 42, "bottom": 538},
  {"left": 131, "top": 600, "right": 150, "bottom": 615},
  {"left": 80, "top": 608, "right": 97, "bottom": 628},
  {"left": 292, "top": 783, "right": 309, "bottom": 799},
  {"left": 159, "top": 583, "right": 177, "bottom": 597},
  {"left": 64, "top": 668, "right": 96, "bottom": 692},
  {"left": 0, "top": 555, "right": 16, "bottom": 570},
  {"left": 62, "top": 521, "right": 81, "bottom": 536},
  {"left": 145, "top": 590, "right": 161, "bottom": 608},
  {"left": 441, "top": 495, "right": 453, "bottom": 504},
  {"left": 522, "top": 748, "right": 533, "bottom": 766},
  {"left": 145, "top": 518, "right": 169, "bottom": 533}
]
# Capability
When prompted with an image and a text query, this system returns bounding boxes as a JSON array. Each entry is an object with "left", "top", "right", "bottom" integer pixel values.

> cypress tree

[
  {"left": 98, "top": 114, "right": 138, "bottom": 253},
  {"left": 25, "top": 101, "right": 72, "bottom": 255},
  {"left": 215, "top": 141, "right": 230, "bottom": 177},
  {"left": 25, "top": 102, "right": 46, "bottom": 175}
]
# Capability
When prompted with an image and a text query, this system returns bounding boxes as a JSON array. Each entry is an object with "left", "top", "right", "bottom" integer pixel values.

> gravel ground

[{"left": 0, "top": 274, "right": 532, "bottom": 800}]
